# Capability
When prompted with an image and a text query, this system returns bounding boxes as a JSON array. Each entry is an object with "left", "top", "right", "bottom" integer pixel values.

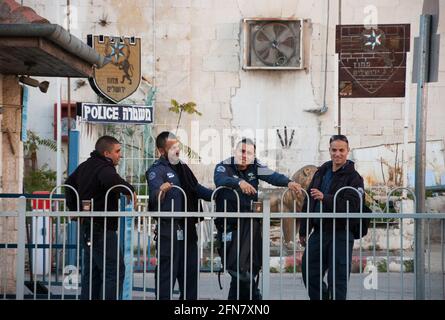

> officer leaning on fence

[
  {"left": 65, "top": 135, "right": 136, "bottom": 300},
  {"left": 214, "top": 138, "right": 302, "bottom": 300},
  {"left": 146, "top": 131, "right": 213, "bottom": 300},
  {"left": 299, "top": 134, "right": 368, "bottom": 300}
]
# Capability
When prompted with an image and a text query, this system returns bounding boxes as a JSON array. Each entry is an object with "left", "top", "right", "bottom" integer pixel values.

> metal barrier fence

[{"left": 0, "top": 185, "right": 444, "bottom": 300}]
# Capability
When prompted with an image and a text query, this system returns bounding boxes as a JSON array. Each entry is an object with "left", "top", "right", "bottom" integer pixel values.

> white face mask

[{"left": 167, "top": 143, "right": 180, "bottom": 165}]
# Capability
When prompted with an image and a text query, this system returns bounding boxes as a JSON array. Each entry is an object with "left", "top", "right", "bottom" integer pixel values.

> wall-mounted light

[{"left": 18, "top": 76, "right": 50, "bottom": 93}]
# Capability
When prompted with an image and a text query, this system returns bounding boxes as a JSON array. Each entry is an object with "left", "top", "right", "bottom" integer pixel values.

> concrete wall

[{"left": 22, "top": 0, "right": 445, "bottom": 189}]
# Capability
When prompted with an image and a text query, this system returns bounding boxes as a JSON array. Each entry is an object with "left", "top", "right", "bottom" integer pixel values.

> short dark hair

[
  {"left": 329, "top": 134, "right": 349, "bottom": 145},
  {"left": 236, "top": 138, "right": 256, "bottom": 150},
  {"left": 95, "top": 135, "right": 120, "bottom": 154},
  {"left": 156, "top": 131, "right": 177, "bottom": 149}
]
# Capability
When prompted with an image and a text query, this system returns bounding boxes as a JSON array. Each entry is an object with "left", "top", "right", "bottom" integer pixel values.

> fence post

[
  {"left": 262, "top": 198, "right": 270, "bottom": 300},
  {"left": 16, "top": 197, "right": 26, "bottom": 300},
  {"left": 414, "top": 14, "right": 431, "bottom": 300}
]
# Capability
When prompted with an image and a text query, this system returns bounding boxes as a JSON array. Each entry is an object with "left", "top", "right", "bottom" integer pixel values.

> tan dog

[{"left": 269, "top": 165, "right": 318, "bottom": 244}]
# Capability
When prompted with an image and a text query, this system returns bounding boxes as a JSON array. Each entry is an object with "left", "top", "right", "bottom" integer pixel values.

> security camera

[{"left": 18, "top": 76, "right": 50, "bottom": 93}]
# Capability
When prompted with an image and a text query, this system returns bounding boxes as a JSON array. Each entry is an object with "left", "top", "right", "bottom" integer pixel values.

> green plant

[
  {"left": 404, "top": 260, "right": 414, "bottom": 273},
  {"left": 377, "top": 260, "right": 387, "bottom": 272},
  {"left": 24, "top": 130, "right": 57, "bottom": 171},
  {"left": 270, "top": 267, "right": 279, "bottom": 273},
  {"left": 168, "top": 99, "right": 202, "bottom": 161},
  {"left": 168, "top": 99, "right": 202, "bottom": 135},
  {"left": 24, "top": 164, "right": 56, "bottom": 194}
]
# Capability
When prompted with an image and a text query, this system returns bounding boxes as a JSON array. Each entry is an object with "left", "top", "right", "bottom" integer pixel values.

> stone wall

[{"left": 0, "top": 75, "right": 23, "bottom": 294}]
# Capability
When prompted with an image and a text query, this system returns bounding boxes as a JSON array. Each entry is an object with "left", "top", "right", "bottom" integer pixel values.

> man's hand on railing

[
  {"left": 239, "top": 180, "right": 257, "bottom": 195},
  {"left": 288, "top": 181, "right": 303, "bottom": 194},
  {"left": 159, "top": 182, "right": 173, "bottom": 201}
]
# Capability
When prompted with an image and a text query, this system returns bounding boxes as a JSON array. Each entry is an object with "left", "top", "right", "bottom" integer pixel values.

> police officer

[
  {"left": 147, "top": 131, "right": 213, "bottom": 300},
  {"left": 299, "top": 134, "right": 365, "bottom": 300},
  {"left": 214, "top": 138, "right": 302, "bottom": 300},
  {"left": 65, "top": 135, "right": 136, "bottom": 300}
]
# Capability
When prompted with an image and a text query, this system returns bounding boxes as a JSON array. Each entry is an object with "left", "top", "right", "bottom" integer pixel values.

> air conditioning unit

[{"left": 243, "top": 18, "right": 304, "bottom": 70}]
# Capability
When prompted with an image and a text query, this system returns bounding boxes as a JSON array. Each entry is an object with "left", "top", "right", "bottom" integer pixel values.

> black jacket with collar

[
  {"left": 65, "top": 150, "right": 135, "bottom": 231},
  {"left": 299, "top": 160, "right": 365, "bottom": 236}
]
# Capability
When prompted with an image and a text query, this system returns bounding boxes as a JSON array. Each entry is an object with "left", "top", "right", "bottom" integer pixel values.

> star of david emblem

[
  {"left": 364, "top": 29, "right": 382, "bottom": 50},
  {"left": 108, "top": 41, "right": 125, "bottom": 63}
]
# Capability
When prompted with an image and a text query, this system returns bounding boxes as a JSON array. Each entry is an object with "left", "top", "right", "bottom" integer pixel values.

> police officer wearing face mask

[
  {"left": 214, "top": 138, "right": 302, "bottom": 300},
  {"left": 146, "top": 131, "right": 213, "bottom": 300}
]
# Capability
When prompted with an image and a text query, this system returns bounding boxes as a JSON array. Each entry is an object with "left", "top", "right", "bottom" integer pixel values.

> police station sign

[{"left": 78, "top": 102, "right": 153, "bottom": 124}]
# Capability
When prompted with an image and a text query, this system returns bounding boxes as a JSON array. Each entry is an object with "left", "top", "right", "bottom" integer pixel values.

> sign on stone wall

[
  {"left": 78, "top": 102, "right": 153, "bottom": 125},
  {"left": 336, "top": 24, "right": 410, "bottom": 98},
  {"left": 88, "top": 35, "right": 141, "bottom": 103}
]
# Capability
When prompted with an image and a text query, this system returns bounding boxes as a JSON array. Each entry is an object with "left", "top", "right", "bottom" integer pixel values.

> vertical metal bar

[
  {"left": 76, "top": 214, "right": 80, "bottom": 300},
  {"left": 279, "top": 218, "right": 283, "bottom": 300},
  {"left": 137, "top": 217, "right": 141, "bottom": 273},
  {"left": 372, "top": 217, "right": 376, "bottom": 300},
  {"left": 333, "top": 218, "right": 336, "bottom": 300},
  {"left": 210, "top": 218, "right": 214, "bottom": 275},
  {"left": 157, "top": 217, "right": 160, "bottom": 300},
  {"left": 386, "top": 219, "right": 390, "bottom": 300},
  {"left": 48, "top": 216, "right": 52, "bottom": 300},
  {"left": 196, "top": 206, "right": 201, "bottom": 300},
  {"left": 303, "top": 189, "right": 310, "bottom": 300},
  {"left": 237, "top": 217, "right": 240, "bottom": 300},
  {"left": 89, "top": 217, "right": 93, "bottom": 300},
  {"left": 319, "top": 202, "right": 323, "bottom": 300},
  {"left": 184, "top": 217, "right": 188, "bottom": 299},
  {"left": 293, "top": 216, "right": 296, "bottom": 300},
  {"left": 2, "top": 221, "right": 7, "bottom": 299},
  {"left": 262, "top": 199, "right": 271, "bottom": 300},
  {"left": 345, "top": 201, "right": 349, "bottom": 301},
  {"left": 42, "top": 202, "right": 47, "bottom": 284},
  {"left": 170, "top": 216, "right": 174, "bottom": 300},
  {"left": 442, "top": 219, "right": 444, "bottom": 299},
  {"left": 55, "top": 212, "right": 60, "bottom": 285},
  {"left": 224, "top": 202, "right": 227, "bottom": 275},
  {"left": 62, "top": 214, "right": 67, "bottom": 300},
  {"left": 102, "top": 217, "right": 107, "bottom": 300},
  {"left": 116, "top": 217, "right": 121, "bottom": 300},
  {"left": 414, "top": 14, "right": 431, "bottom": 301},
  {"left": 359, "top": 217, "right": 363, "bottom": 300},
  {"left": 427, "top": 219, "right": 431, "bottom": 299},
  {"left": 130, "top": 215, "right": 134, "bottom": 299},
  {"left": 250, "top": 217, "right": 253, "bottom": 300},
  {"left": 143, "top": 217, "right": 147, "bottom": 300},
  {"left": 401, "top": 217, "right": 404, "bottom": 300},
  {"left": 16, "top": 197, "right": 26, "bottom": 300},
  {"left": 306, "top": 217, "right": 309, "bottom": 299},
  {"left": 33, "top": 215, "right": 38, "bottom": 300}
]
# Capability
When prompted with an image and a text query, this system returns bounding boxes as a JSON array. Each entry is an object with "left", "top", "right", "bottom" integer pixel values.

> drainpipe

[
  {"left": 335, "top": 0, "right": 342, "bottom": 133},
  {"left": 67, "top": 0, "right": 71, "bottom": 172},
  {"left": 153, "top": 0, "right": 157, "bottom": 94},
  {"left": 402, "top": 52, "right": 412, "bottom": 198},
  {"left": 305, "top": 0, "right": 331, "bottom": 115},
  {"left": 320, "top": 0, "right": 331, "bottom": 114}
]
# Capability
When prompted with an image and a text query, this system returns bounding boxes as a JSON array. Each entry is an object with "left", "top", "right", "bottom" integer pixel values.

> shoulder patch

[
  {"left": 216, "top": 165, "right": 226, "bottom": 173},
  {"left": 148, "top": 171, "right": 156, "bottom": 181},
  {"left": 167, "top": 172, "right": 175, "bottom": 178}
]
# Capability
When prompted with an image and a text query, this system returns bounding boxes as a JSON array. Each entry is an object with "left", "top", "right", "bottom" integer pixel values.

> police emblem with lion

[{"left": 89, "top": 35, "right": 142, "bottom": 103}]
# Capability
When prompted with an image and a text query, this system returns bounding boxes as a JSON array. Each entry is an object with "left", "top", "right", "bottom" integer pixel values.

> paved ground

[{"left": 23, "top": 271, "right": 444, "bottom": 300}]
